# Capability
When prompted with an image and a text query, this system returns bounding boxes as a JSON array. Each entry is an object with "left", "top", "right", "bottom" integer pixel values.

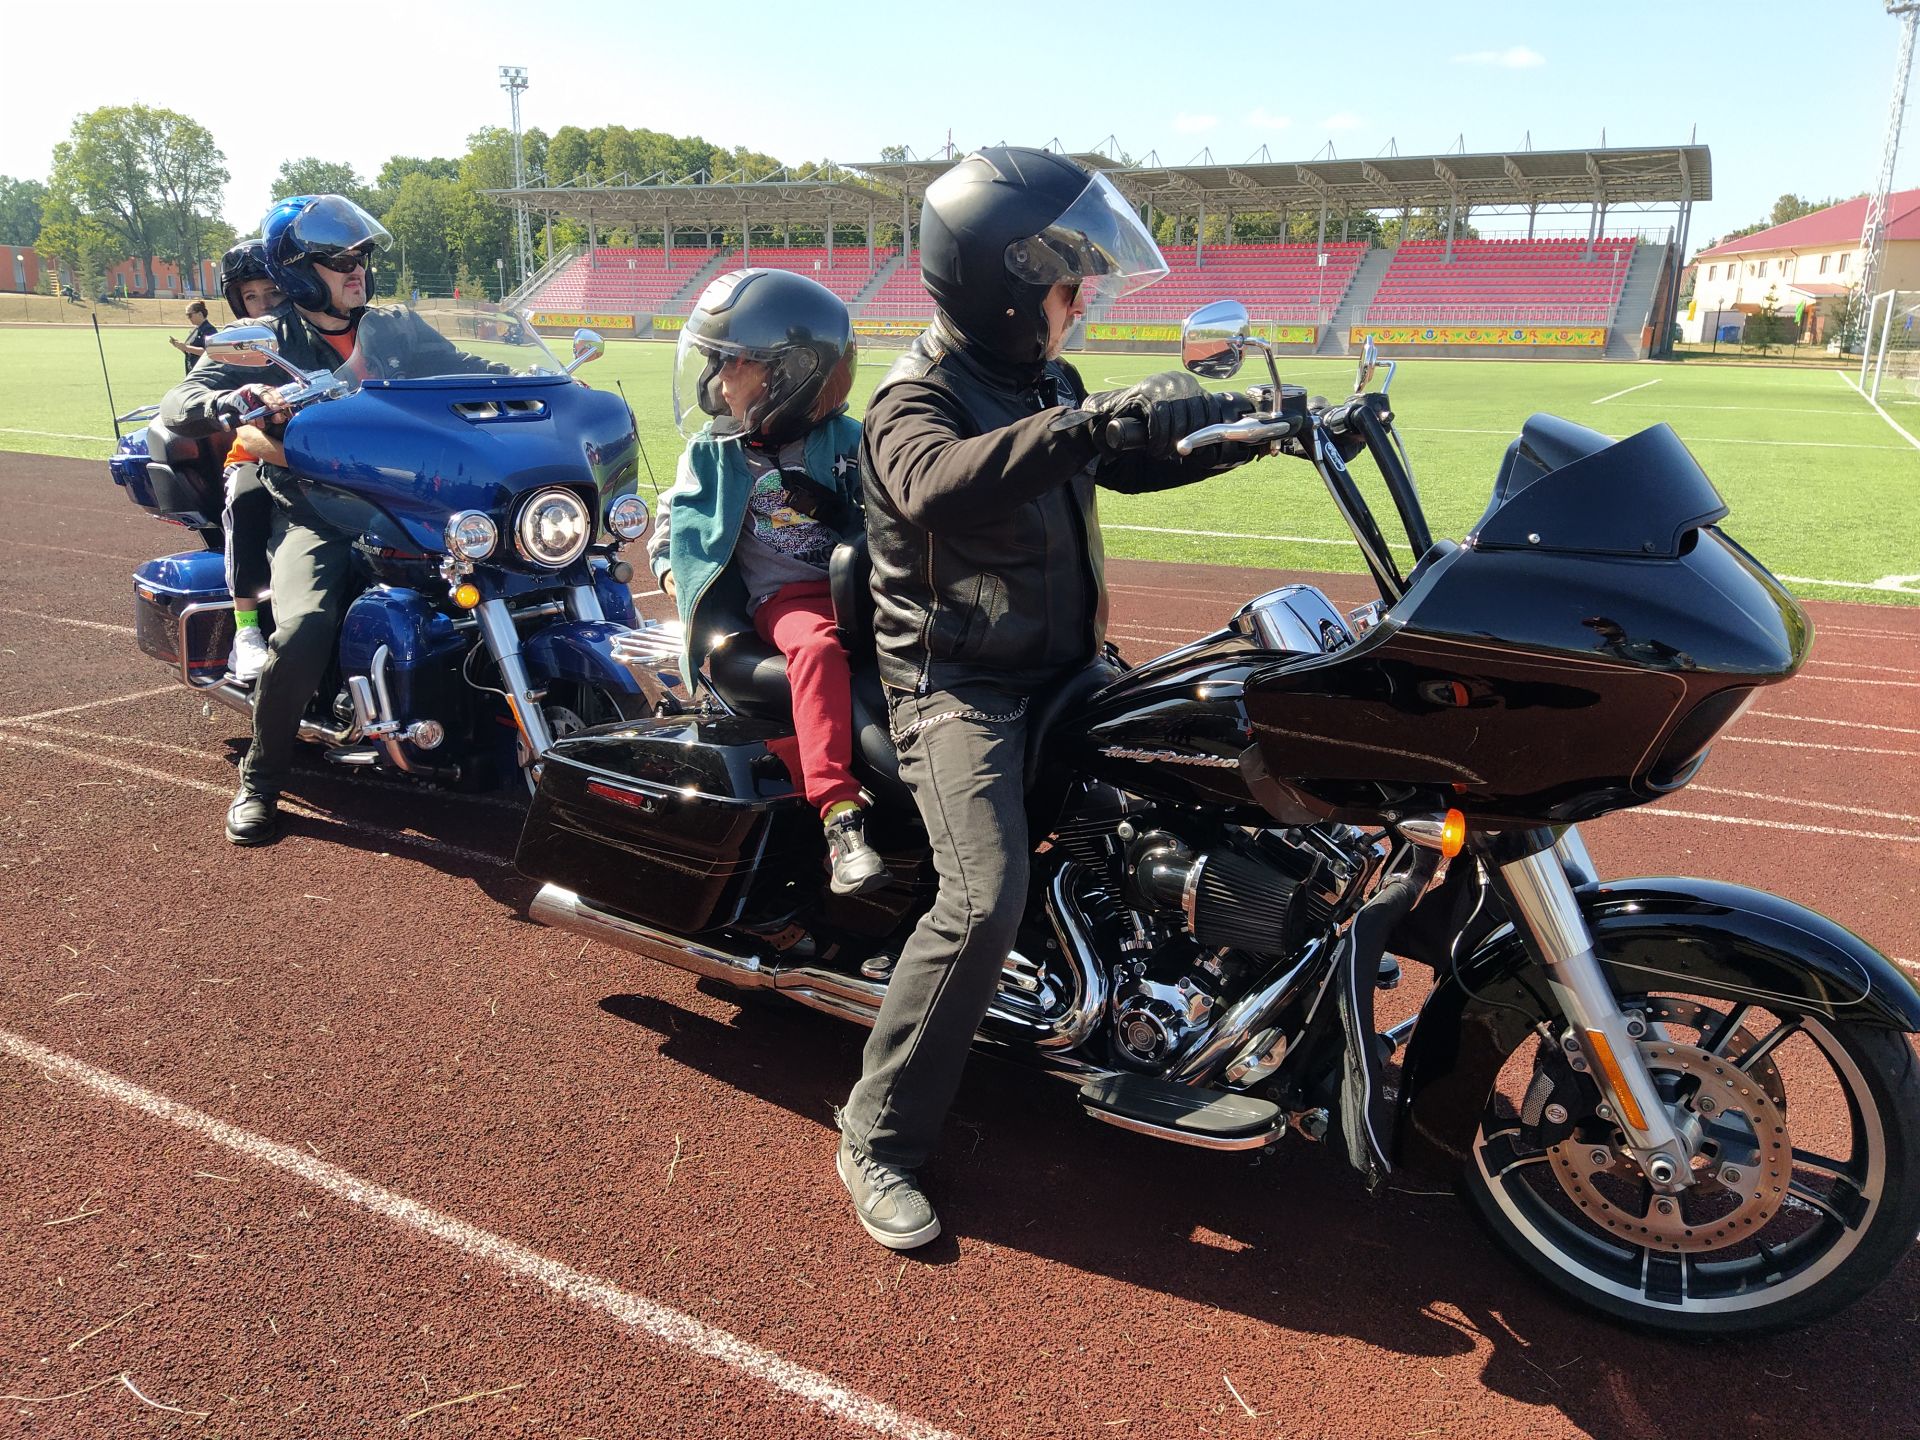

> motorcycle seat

[{"left": 143, "top": 416, "right": 235, "bottom": 523}]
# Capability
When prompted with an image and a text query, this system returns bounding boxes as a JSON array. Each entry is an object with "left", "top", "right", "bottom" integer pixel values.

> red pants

[{"left": 755, "top": 580, "right": 863, "bottom": 818}]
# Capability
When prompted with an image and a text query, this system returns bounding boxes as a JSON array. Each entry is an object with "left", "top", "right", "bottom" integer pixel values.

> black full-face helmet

[
  {"left": 673, "top": 268, "right": 857, "bottom": 445},
  {"left": 219, "top": 238, "right": 274, "bottom": 320},
  {"left": 918, "top": 146, "right": 1168, "bottom": 365}
]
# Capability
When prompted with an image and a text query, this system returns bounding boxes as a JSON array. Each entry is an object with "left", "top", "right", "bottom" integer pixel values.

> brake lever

[
  {"left": 1174, "top": 415, "right": 1297, "bottom": 457},
  {"left": 239, "top": 376, "right": 348, "bottom": 425}
]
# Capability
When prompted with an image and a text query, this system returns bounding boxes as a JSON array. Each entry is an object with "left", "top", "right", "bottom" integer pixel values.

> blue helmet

[{"left": 261, "top": 194, "right": 391, "bottom": 316}]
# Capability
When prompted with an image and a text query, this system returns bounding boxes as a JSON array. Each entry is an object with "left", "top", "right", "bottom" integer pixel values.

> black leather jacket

[{"left": 863, "top": 318, "right": 1220, "bottom": 695}]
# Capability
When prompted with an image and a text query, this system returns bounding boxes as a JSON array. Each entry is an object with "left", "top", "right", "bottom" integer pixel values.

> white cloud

[
  {"left": 1452, "top": 45, "right": 1545, "bottom": 68},
  {"left": 1320, "top": 112, "right": 1362, "bottom": 132},
  {"left": 1174, "top": 113, "right": 1220, "bottom": 135},
  {"left": 1244, "top": 106, "right": 1293, "bottom": 130}
]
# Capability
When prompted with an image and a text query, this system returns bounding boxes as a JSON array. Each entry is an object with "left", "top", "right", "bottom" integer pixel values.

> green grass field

[{"left": 3, "top": 324, "right": 1915, "bottom": 603}]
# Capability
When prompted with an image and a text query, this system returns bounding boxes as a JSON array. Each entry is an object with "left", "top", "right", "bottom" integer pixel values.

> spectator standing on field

[{"left": 171, "top": 301, "right": 217, "bottom": 374}]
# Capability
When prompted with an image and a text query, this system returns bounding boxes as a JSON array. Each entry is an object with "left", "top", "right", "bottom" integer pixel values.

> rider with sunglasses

[{"left": 162, "top": 194, "right": 509, "bottom": 845}]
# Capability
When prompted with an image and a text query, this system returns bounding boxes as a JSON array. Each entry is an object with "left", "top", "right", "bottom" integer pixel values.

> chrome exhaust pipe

[{"left": 530, "top": 884, "right": 776, "bottom": 988}]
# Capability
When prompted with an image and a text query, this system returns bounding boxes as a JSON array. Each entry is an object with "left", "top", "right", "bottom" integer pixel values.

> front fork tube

[
  {"left": 1496, "top": 844, "right": 1694, "bottom": 1191},
  {"left": 475, "top": 598, "right": 555, "bottom": 766}
]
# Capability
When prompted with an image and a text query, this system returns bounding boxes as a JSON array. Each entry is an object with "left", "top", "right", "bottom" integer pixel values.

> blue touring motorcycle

[{"left": 110, "top": 307, "right": 654, "bottom": 789}]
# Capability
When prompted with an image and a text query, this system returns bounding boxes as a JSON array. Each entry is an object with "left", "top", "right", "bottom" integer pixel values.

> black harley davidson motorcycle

[{"left": 515, "top": 305, "right": 1920, "bottom": 1334}]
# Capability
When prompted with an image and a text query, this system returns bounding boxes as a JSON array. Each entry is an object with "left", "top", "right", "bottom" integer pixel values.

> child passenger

[
  {"left": 649, "top": 269, "right": 886, "bottom": 896},
  {"left": 213, "top": 239, "right": 285, "bottom": 681}
]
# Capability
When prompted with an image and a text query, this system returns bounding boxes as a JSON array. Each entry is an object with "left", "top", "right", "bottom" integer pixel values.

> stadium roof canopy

[{"left": 487, "top": 144, "right": 1710, "bottom": 227}]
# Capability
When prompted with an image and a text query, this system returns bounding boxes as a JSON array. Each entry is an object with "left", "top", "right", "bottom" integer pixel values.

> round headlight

[
  {"left": 445, "top": 510, "right": 497, "bottom": 561},
  {"left": 515, "top": 487, "right": 592, "bottom": 568},
  {"left": 607, "top": 494, "right": 651, "bottom": 541}
]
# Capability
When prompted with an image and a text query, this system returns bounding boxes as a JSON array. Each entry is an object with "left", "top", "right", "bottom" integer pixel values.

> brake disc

[
  {"left": 1547, "top": 1034, "right": 1791, "bottom": 1254},
  {"left": 1642, "top": 997, "right": 1786, "bottom": 1107}
]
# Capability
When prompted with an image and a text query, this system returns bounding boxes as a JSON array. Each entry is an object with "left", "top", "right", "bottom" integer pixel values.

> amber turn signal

[
  {"left": 452, "top": 583, "right": 482, "bottom": 610},
  {"left": 1440, "top": 808, "right": 1467, "bottom": 858}
]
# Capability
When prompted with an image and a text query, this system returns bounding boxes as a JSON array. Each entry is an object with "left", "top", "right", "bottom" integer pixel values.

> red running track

[{"left": 1, "top": 451, "right": 1917, "bottom": 1439}]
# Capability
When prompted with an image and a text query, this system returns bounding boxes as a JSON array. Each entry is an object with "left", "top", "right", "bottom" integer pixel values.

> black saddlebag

[{"left": 515, "top": 714, "right": 819, "bottom": 935}]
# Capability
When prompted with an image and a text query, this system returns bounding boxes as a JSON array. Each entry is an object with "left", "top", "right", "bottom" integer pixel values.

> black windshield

[{"left": 1474, "top": 420, "right": 1729, "bottom": 560}]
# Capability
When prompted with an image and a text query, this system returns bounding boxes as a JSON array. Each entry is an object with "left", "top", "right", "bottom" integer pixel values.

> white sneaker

[{"left": 229, "top": 625, "right": 270, "bottom": 682}]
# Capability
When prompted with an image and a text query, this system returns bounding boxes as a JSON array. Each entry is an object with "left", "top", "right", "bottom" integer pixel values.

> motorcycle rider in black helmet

[
  {"left": 835, "top": 146, "right": 1264, "bottom": 1249},
  {"left": 163, "top": 194, "right": 507, "bottom": 845}
]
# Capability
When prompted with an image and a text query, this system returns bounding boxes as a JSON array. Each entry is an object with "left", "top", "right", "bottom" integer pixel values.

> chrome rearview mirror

[
  {"left": 1181, "top": 301, "right": 1251, "bottom": 379},
  {"left": 565, "top": 328, "right": 605, "bottom": 375},
  {"left": 205, "top": 325, "right": 281, "bottom": 367},
  {"left": 1354, "top": 334, "right": 1378, "bottom": 393}
]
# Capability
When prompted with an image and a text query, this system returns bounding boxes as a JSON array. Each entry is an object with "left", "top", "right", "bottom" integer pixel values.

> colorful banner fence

[
  {"left": 1349, "top": 325, "right": 1606, "bottom": 347},
  {"left": 652, "top": 315, "right": 685, "bottom": 333},
  {"left": 1085, "top": 322, "right": 1317, "bottom": 345},
  {"left": 852, "top": 318, "right": 928, "bottom": 338},
  {"left": 527, "top": 311, "right": 635, "bottom": 331}
]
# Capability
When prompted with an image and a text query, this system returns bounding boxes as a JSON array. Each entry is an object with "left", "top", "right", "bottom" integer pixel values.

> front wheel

[{"left": 1463, "top": 991, "right": 1920, "bottom": 1335}]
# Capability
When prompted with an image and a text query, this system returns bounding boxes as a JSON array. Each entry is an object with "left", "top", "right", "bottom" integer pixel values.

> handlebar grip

[{"left": 1104, "top": 417, "right": 1148, "bottom": 451}]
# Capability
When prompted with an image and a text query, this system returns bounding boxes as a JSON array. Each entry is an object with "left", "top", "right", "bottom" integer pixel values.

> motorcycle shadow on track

[{"left": 597, "top": 985, "right": 1920, "bottom": 1439}]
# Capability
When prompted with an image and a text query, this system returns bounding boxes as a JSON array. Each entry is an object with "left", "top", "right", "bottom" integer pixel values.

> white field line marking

[
  {"left": 0, "top": 538, "right": 148, "bottom": 563},
  {"left": 1420, "top": 426, "right": 1910, "bottom": 452},
  {"left": 0, "top": 607, "right": 135, "bottom": 636},
  {"left": 0, "top": 1027, "right": 963, "bottom": 1440},
  {"left": 0, "top": 685, "right": 178, "bottom": 724},
  {"left": 1689, "top": 784, "right": 1920, "bottom": 826},
  {"left": 1722, "top": 734, "right": 1920, "bottom": 759},
  {"left": 1750, "top": 710, "right": 1920, "bottom": 736},
  {"left": 1641, "top": 809, "right": 1919, "bottom": 844},
  {"left": 0, "top": 426, "right": 112, "bottom": 442},
  {"left": 1780, "top": 573, "right": 1920, "bottom": 595},
  {"left": 1599, "top": 402, "right": 1867, "bottom": 415},
  {"left": 1787, "top": 672, "right": 1920, "bottom": 688},
  {"left": 13, "top": 720, "right": 525, "bottom": 812},
  {"left": 7, "top": 495, "right": 134, "bottom": 519},
  {"left": 0, "top": 732, "right": 511, "bottom": 868},
  {"left": 1591, "top": 378, "right": 1660, "bottom": 404},
  {"left": 1835, "top": 369, "right": 1920, "bottom": 452},
  {"left": 1807, "top": 658, "right": 1917, "bottom": 674}
]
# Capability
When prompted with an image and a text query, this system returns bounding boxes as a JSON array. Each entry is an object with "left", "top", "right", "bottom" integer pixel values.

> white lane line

[
  {"left": 1750, "top": 710, "right": 1920, "bottom": 736},
  {"left": 1814, "top": 625, "right": 1920, "bottom": 641},
  {"left": 1105, "top": 523, "right": 1403, "bottom": 551},
  {"left": 1592, "top": 378, "right": 1660, "bottom": 405},
  {"left": 0, "top": 608, "right": 136, "bottom": 636},
  {"left": 0, "top": 685, "right": 178, "bottom": 724},
  {"left": 1835, "top": 369, "right": 1920, "bottom": 452},
  {"left": 1690, "top": 784, "right": 1920, "bottom": 826},
  {"left": 1641, "top": 809, "right": 1920, "bottom": 844},
  {"left": 0, "top": 1027, "right": 962, "bottom": 1440},
  {"left": 0, "top": 732, "right": 511, "bottom": 868},
  {"left": 0, "top": 426, "right": 112, "bottom": 442},
  {"left": 1421, "top": 426, "right": 1911, "bottom": 451},
  {"left": 1808, "top": 659, "right": 1918, "bottom": 674},
  {"left": 1722, "top": 734, "right": 1920, "bottom": 759},
  {"left": 1788, "top": 672, "right": 1920, "bottom": 688},
  {"left": 0, "top": 538, "right": 148, "bottom": 563}
]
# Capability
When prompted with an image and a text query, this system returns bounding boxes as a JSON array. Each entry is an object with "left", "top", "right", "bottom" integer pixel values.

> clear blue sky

[{"left": 4, "top": 0, "right": 1914, "bottom": 252}]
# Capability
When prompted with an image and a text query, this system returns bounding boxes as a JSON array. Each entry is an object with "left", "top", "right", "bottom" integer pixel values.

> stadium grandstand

[{"left": 487, "top": 141, "right": 1706, "bottom": 359}]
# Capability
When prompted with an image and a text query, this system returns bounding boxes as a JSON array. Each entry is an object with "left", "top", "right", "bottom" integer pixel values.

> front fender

[
  {"left": 1394, "top": 876, "right": 1920, "bottom": 1180},
  {"left": 521, "top": 620, "right": 644, "bottom": 696}
]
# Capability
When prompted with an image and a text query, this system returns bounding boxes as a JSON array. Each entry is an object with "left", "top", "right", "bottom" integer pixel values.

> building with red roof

[{"left": 1680, "top": 190, "right": 1920, "bottom": 344}]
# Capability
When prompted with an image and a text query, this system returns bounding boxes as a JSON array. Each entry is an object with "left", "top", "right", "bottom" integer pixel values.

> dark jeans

[
  {"left": 239, "top": 497, "right": 352, "bottom": 797},
  {"left": 840, "top": 681, "right": 1033, "bottom": 1169}
]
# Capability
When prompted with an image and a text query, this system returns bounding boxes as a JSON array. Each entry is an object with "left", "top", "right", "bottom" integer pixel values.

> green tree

[
  {"left": 271, "top": 157, "right": 375, "bottom": 211},
  {"left": 1748, "top": 284, "right": 1783, "bottom": 355},
  {"left": 51, "top": 105, "right": 228, "bottom": 283},
  {"left": 0, "top": 176, "right": 47, "bottom": 245},
  {"left": 35, "top": 178, "right": 116, "bottom": 300},
  {"left": 383, "top": 171, "right": 461, "bottom": 295}
]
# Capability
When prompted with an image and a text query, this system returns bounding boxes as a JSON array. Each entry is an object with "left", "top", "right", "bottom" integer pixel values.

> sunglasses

[{"left": 313, "top": 251, "right": 370, "bottom": 274}]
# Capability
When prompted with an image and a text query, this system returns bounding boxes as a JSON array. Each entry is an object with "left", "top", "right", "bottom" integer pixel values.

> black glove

[
  {"left": 214, "top": 385, "right": 276, "bottom": 427},
  {"left": 1084, "top": 371, "right": 1252, "bottom": 459}
]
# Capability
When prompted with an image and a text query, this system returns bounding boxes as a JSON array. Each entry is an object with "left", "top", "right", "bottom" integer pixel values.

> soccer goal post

[{"left": 1860, "top": 288, "right": 1920, "bottom": 401}]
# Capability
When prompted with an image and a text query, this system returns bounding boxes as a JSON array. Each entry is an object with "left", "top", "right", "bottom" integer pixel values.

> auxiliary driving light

[
  {"left": 607, "top": 494, "right": 651, "bottom": 541},
  {"left": 445, "top": 510, "right": 498, "bottom": 561}
]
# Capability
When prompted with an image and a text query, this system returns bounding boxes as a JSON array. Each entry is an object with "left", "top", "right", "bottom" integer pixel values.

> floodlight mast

[
  {"left": 500, "top": 65, "right": 534, "bottom": 289},
  {"left": 1858, "top": 3, "right": 1920, "bottom": 311}
]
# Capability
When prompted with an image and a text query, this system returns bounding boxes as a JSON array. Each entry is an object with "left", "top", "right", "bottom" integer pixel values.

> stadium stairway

[
  {"left": 1317, "top": 247, "right": 1394, "bottom": 355},
  {"left": 849, "top": 252, "right": 905, "bottom": 312},
  {"left": 1605, "top": 242, "right": 1669, "bottom": 360}
]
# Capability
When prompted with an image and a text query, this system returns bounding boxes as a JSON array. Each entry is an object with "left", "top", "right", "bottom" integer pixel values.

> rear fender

[
  {"left": 1394, "top": 877, "right": 1920, "bottom": 1180},
  {"left": 522, "top": 620, "right": 645, "bottom": 696}
]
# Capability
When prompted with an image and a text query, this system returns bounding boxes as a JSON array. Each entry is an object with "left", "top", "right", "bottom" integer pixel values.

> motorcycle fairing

[
  {"left": 521, "top": 620, "right": 649, "bottom": 698},
  {"left": 1393, "top": 876, "right": 1920, "bottom": 1179}
]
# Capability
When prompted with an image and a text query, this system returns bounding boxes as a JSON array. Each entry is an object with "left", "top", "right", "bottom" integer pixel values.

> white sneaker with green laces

[
  {"left": 836, "top": 1135, "right": 941, "bottom": 1250},
  {"left": 229, "top": 624, "right": 269, "bottom": 682}
]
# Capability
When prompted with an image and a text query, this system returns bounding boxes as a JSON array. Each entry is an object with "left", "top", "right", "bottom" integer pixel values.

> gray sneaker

[
  {"left": 825, "top": 807, "right": 889, "bottom": 897},
  {"left": 836, "top": 1136, "right": 941, "bottom": 1250}
]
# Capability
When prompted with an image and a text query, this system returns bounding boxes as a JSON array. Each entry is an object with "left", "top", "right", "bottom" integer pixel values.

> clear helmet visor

[
  {"left": 1002, "top": 172, "right": 1168, "bottom": 306},
  {"left": 673, "top": 327, "right": 778, "bottom": 439}
]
